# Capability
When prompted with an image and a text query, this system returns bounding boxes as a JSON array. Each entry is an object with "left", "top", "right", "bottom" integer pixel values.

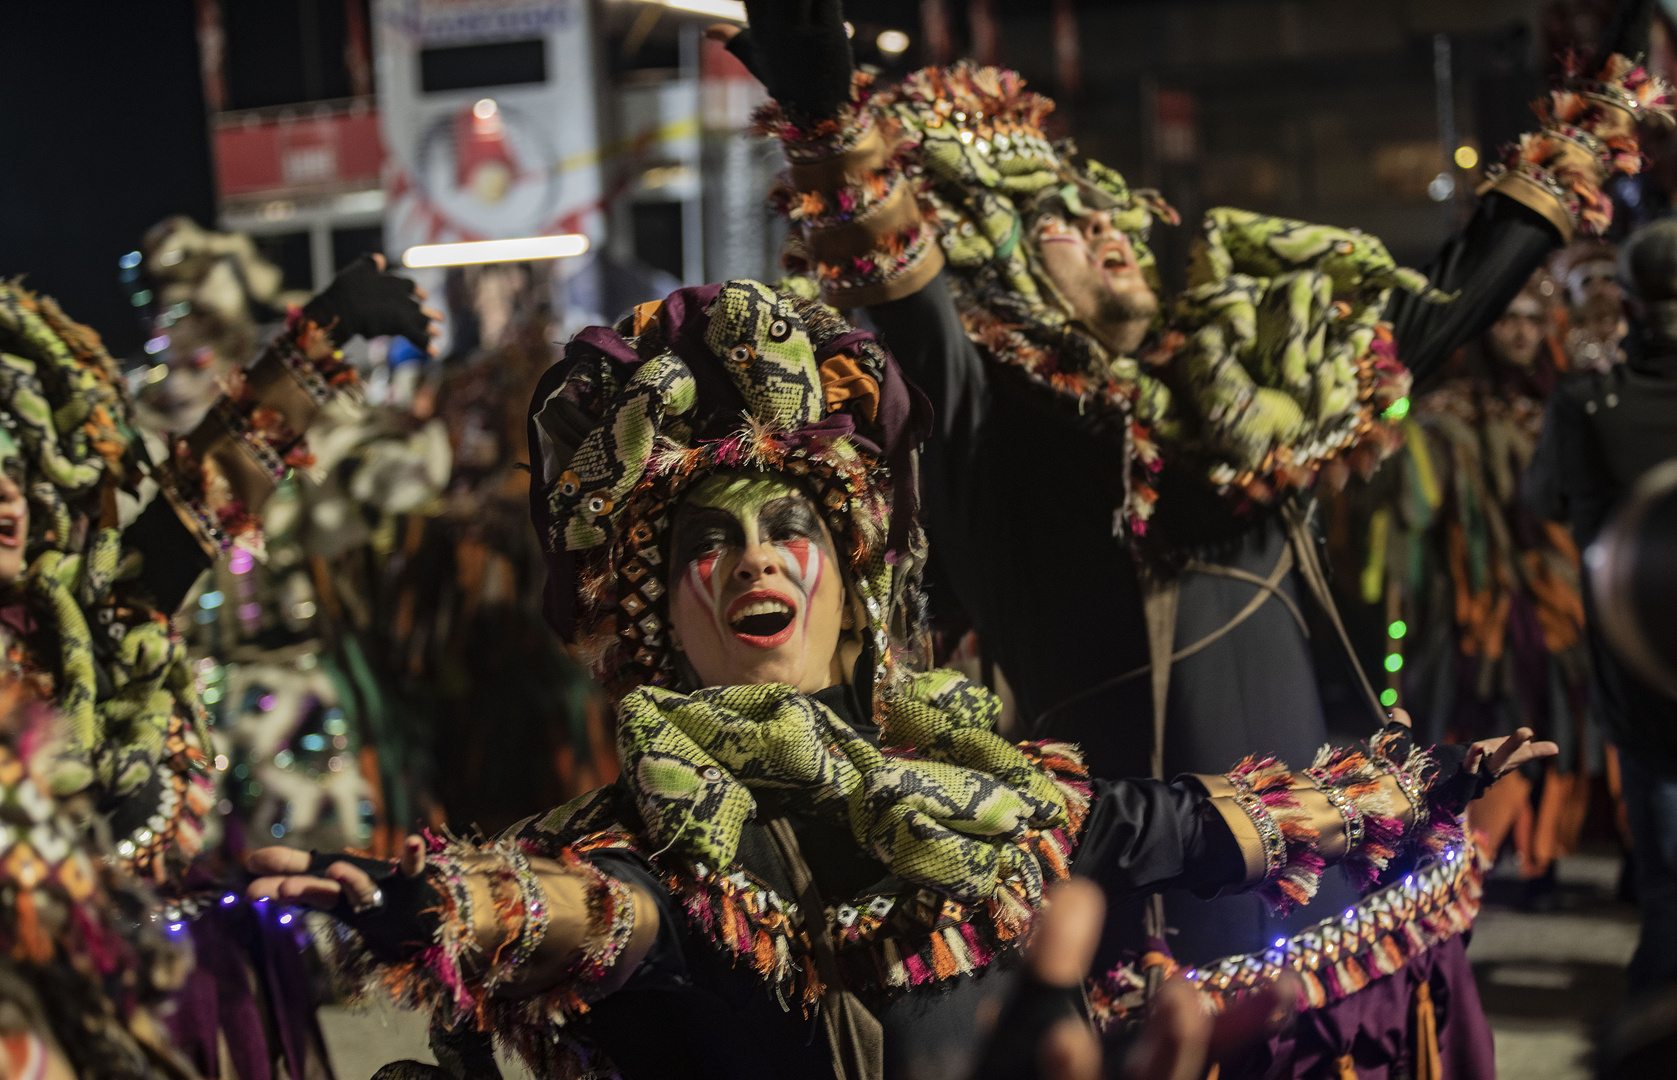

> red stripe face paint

[
  {"left": 776, "top": 538, "right": 823, "bottom": 599},
  {"left": 687, "top": 549, "right": 723, "bottom": 612}
]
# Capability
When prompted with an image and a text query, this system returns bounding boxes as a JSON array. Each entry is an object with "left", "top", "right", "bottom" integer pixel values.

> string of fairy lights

[{"left": 1378, "top": 394, "right": 1411, "bottom": 710}]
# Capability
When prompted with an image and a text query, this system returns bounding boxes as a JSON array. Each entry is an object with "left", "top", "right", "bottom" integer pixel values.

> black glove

[
  {"left": 307, "top": 850, "right": 443, "bottom": 962},
  {"left": 301, "top": 255, "right": 432, "bottom": 350},
  {"left": 1427, "top": 742, "right": 1494, "bottom": 820},
  {"left": 1371, "top": 722, "right": 1491, "bottom": 821},
  {"left": 726, "top": 0, "right": 855, "bottom": 120}
]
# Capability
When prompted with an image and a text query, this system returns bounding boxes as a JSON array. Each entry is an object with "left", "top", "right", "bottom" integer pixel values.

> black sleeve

[
  {"left": 1070, "top": 778, "right": 1242, "bottom": 905},
  {"left": 586, "top": 849, "right": 689, "bottom": 990},
  {"left": 867, "top": 273, "right": 1133, "bottom": 457},
  {"left": 866, "top": 274, "right": 990, "bottom": 468},
  {"left": 1385, "top": 193, "right": 1563, "bottom": 386},
  {"left": 123, "top": 496, "right": 214, "bottom": 615}
]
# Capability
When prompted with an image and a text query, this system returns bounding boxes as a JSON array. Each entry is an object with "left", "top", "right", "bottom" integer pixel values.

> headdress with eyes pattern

[{"left": 527, "top": 280, "right": 932, "bottom": 699}]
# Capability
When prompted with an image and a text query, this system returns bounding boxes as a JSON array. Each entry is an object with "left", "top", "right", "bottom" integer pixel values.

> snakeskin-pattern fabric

[
  {"left": 1172, "top": 208, "right": 1441, "bottom": 476},
  {"left": 553, "top": 351, "right": 696, "bottom": 552},
  {"left": 702, "top": 280, "right": 825, "bottom": 427},
  {"left": 615, "top": 669, "right": 1075, "bottom": 905}
]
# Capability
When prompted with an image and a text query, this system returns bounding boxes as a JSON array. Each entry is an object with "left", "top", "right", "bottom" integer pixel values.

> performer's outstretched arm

[
  {"left": 125, "top": 254, "right": 440, "bottom": 612},
  {"left": 1391, "top": 1, "right": 1663, "bottom": 385},
  {"left": 243, "top": 716, "right": 1553, "bottom": 1019}
]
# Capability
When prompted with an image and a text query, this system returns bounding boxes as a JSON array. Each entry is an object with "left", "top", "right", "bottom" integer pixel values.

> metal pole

[
  {"left": 679, "top": 23, "right": 706, "bottom": 287},
  {"left": 1433, "top": 33, "right": 1462, "bottom": 216}
]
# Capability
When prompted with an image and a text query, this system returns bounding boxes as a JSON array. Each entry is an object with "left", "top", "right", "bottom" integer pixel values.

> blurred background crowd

[{"left": 4, "top": 0, "right": 1677, "bottom": 1077}]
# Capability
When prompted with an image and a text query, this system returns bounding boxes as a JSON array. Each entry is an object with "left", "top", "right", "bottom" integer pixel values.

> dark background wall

[{"left": 0, "top": 0, "right": 213, "bottom": 358}]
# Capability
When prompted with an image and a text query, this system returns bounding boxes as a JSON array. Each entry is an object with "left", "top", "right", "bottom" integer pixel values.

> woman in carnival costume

[
  {"left": 245, "top": 278, "right": 1551, "bottom": 1080},
  {"left": 708, "top": 0, "right": 1667, "bottom": 1065},
  {"left": 0, "top": 256, "right": 438, "bottom": 1076}
]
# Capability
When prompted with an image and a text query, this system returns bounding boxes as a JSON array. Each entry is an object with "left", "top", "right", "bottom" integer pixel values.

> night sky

[{"left": 0, "top": 0, "right": 214, "bottom": 359}]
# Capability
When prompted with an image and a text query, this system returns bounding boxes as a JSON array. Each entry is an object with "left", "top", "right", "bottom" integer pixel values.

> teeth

[{"left": 731, "top": 598, "right": 792, "bottom": 623}]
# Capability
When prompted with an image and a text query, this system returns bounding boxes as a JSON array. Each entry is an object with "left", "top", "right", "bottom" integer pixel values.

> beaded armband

[
  {"left": 756, "top": 70, "right": 879, "bottom": 164},
  {"left": 1214, "top": 756, "right": 1324, "bottom": 912},
  {"left": 1204, "top": 734, "right": 1436, "bottom": 914},
  {"left": 1301, "top": 741, "right": 1413, "bottom": 888},
  {"left": 1481, "top": 53, "right": 1672, "bottom": 240},
  {"left": 757, "top": 71, "right": 945, "bottom": 307},
  {"left": 488, "top": 843, "right": 550, "bottom": 989},
  {"left": 158, "top": 327, "right": 360, "bottom": 556},
  {"left": 547, "top": 849, "right": 636, "bottom": 1002}
]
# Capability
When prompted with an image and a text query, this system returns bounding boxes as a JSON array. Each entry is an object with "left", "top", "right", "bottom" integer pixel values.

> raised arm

[
  {"left": 1384, "top": 195, "right": 1562, "bottom": 385},
  {"left": 1392, "top": 6, "right": 1668, "bottom": 384},
  {"left": 128, "top": 254, "right": 439, "bottom": 612}
]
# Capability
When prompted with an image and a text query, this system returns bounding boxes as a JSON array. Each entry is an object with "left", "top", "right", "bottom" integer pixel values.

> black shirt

[
  {"left": 574, "top": 683, "right": 1236, "bottom": 1080},
  {"left": 1525, "top": 335, "right": 1677, "bottom": 771}
]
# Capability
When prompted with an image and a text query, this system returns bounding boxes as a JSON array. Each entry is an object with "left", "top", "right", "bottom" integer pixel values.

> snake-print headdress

[
  {"left": 0, "top": 282, "right": 213, "bottom": 877},
  {"left": 528, "top": 280, "right": 931, "bottom": 699},
  {"left": 774, "top": 63, "right": 1437, "bottom": 537}
]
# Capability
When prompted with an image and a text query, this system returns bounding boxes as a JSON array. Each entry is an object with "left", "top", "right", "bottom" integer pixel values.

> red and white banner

[
  {"left": 215, "top": 106, "right": 384, "bottom": 198},
  {"left": 375, "top": 0, "right": 604, "bottom": 341}
]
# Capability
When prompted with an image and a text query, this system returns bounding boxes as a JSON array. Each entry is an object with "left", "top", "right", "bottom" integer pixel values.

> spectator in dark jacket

[{"left": 1527, "top": 217, "right": 1677, "bottom": 994}]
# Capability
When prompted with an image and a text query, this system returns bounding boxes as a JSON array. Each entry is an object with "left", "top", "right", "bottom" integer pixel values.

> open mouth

[
  {"left": 726, "top": 590, "right": 797, "bottom": 647},
  {"left": 1096, "top": 240, "right": 1133, "bottom": 273},
  {"left": 0, "top": 516, "right": 21, "bottom": 549}
]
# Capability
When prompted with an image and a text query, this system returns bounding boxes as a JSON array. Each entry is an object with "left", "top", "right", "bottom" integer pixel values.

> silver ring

[{"left": 350, "top": 886, "right": 385, "bottom": 915}]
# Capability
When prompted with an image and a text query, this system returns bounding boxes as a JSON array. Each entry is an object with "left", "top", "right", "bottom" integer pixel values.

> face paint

[
  {"left": 677, "top": 473, "right": 832, "bottom": 651},
  {"left": 668, "top": 471, "right": 850, "bottom": 692},
  {"left": 776, "top": 537, "right": 823, "bottom": 598}
]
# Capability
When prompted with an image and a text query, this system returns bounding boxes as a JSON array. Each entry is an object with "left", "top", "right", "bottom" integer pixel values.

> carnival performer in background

[
  {"left": 244, "top": 278, "right": 1551, "bottom": 1080},
  {"left": 0, "top": 675, "right": 203, "bottom": 1079},
  {"left": 1554, "top": 238, "right": 1629, "bottom": 372},
  {"left": 1323, "top": 271, "right": 1612, "bottom": 907},
  {"left": 0, "top": 255, "right": 437, "bottom": 1078},
  {"left": 709, "top": 0, "right": 1665, "bottom": 1059},
  {"left": 1527, "top": 217, "right": 1677, "bottom": 995},
  {"left": 131, "top": 215, "right": 312, "bottom": 434}
]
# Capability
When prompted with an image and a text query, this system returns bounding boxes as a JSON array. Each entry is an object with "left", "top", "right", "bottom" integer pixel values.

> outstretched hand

[
  {"left": 705, "top": 0, "right": 854, "bottom": 119},
  {"left": 1465, "top": 727, "right": 1558, "bottom": 778},
  {"left": 301, "top": 253, "right": 443, "bottom": 354},
  {"left": 1384, "top": 708, "right": 1557, "bottom": 817},
  {"left": 248, "top": 836, "right": 439, "bottom": 960},
  {"left": 246, "top": 834, "right": 427, "bottom": 909}
]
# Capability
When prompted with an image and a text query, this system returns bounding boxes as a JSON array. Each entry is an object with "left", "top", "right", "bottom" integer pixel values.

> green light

[
  {"left": 1383, "top": 396, "right": 1410, "bottom": 421},
  {"left": 1388, "top": 620, "right": 1407, "bottom": 640},
  {"left": 1384, "top": 653, "right": 1404, "bottom": 672},
  {"left": 1380, "top": 688, "right": 1398, "bottom": 707}
]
